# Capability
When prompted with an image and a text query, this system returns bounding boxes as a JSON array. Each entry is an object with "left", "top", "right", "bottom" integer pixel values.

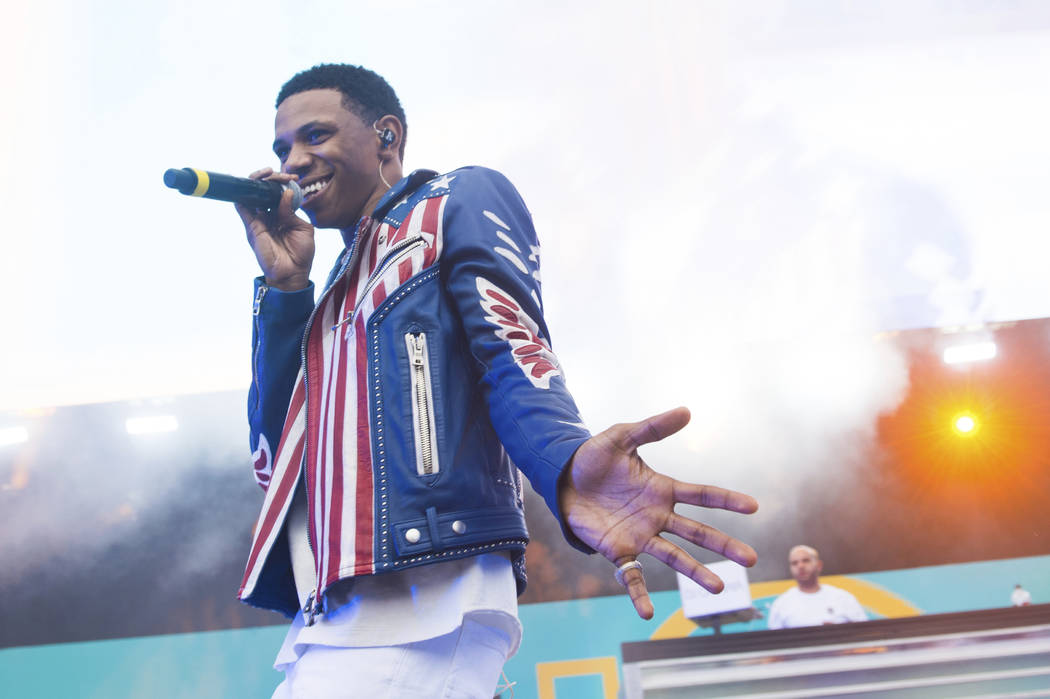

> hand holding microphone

[{"left": 165, "top": 166, "right": 316, "bottom": 291}]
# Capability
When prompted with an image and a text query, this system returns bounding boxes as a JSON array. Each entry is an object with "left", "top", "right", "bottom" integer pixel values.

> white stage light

[
  {"left": 125, "top": 415, "right": 178, "bottom": 435},
  {"left": 0, "top": 426, "right": 29, "bottom": 447},
  {"left": 942, "top": 342, "right": 997, "bottom": 365}
]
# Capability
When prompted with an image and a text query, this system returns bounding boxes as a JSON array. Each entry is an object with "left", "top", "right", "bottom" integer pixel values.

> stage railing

[{"left": 621, "top": 604, "right": 1050, "bottom": 698}]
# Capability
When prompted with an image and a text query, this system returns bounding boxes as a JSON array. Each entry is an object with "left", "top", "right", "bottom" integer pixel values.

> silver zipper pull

[
  {"left": 252, "top": 285, "right": 268, "bottom": 316},
  {"left": 303, "top": 590, "right": 317, "bottom": 626},
  {"left": 411, "top": 334, "right": 425, "bottom": 366}
]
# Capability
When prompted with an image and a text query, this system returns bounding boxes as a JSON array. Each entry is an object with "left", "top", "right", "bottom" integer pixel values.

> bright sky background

[{"left": 4, "top": 1, "right": 1050, "bottom": 489}]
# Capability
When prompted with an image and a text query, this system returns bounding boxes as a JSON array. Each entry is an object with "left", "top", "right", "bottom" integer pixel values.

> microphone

[{"left": 163, "top": 168, "right": 302, "bottom": 210}]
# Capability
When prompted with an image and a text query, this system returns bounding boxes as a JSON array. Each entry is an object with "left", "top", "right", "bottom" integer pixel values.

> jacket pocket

[{"left": 404, "top": 331, "right": 440, "bottom": 476}]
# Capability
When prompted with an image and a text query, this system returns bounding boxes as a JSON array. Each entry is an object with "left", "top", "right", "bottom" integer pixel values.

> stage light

[
  {"left": 952, "top": 413, "right": 979, "bottom": 437},
  {"left": 943, "top": 341, "right": 997, "bottom": 365},
  {"left": 125, "top": 415, "right": 178, "bottom": 435},
  {"left": 0, "top": 426, "right": 29, "bottom": 447}
]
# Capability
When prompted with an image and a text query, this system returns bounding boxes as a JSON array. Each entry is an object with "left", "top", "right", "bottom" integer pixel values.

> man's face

[
  {"left": 788, "top": 547, "right": 822, "bottom": 585},
  {"left": 273, "top": 88, "right": 382, "bottom": 230}
]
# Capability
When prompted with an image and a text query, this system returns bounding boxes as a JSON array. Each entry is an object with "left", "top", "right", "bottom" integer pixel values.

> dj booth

[{"left": 621, "top": 604, "right": 1050, "bottom": 698}]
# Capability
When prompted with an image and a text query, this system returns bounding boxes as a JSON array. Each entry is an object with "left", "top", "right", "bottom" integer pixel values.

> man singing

[{"left": 235, "top": 63, "right": 759, "bottom": 698}]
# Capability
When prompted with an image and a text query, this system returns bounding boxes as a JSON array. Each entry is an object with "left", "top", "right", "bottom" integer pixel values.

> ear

[{"left": 374, "top": 114, "right": 405, "bottom": 163}]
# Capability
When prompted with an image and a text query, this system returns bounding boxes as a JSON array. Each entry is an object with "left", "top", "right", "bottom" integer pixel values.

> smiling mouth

[{"left": 301, "top": 177, "right": 332, "bottom": 202}]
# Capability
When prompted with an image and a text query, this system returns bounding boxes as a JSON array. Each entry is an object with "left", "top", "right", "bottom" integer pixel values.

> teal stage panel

[{"left": 2, "top": 554, "right": 1048, "bottom": 698}]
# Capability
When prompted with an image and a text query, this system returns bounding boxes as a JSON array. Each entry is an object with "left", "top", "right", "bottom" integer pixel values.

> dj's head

[{"left": 787, "top": 544, "right": 823, "bottom": 586}]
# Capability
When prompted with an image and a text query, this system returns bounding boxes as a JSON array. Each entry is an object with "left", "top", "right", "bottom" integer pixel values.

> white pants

[{"left": 271, "top": 617, "right": 512, "bottom": 699}]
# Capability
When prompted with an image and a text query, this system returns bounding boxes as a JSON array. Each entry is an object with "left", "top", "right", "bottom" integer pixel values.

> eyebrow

[{"left": 272, "top": 120, "right": 336, "bottom": 153}]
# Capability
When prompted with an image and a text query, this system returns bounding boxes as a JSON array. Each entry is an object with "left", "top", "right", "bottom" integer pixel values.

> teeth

[{"left": 303, "top": 179, "right": 330, "bottom": 196}]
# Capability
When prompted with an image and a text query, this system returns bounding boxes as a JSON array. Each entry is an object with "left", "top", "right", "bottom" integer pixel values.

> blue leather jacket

[{"left": 239, "top": 167, "right": 592, "bottom": 618}]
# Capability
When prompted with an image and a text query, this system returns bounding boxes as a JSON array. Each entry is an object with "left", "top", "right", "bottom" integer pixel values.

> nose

[{"left": 282, "top": 144, "right": 311, "bottom": 176}]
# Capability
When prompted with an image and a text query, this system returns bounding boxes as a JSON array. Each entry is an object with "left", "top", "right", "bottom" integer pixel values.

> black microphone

[{"left": 163, "top": 168, "right": 302, "bottom": 210}]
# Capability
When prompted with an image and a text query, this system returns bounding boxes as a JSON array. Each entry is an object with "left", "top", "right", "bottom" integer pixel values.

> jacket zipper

[
  {"left": 251, "top": 285, "right": 268, "bottom": 410},
  {"left": 332, "top": 236, "right": 425, "bottom": 332},
  {"left": 405, "top": 331, "right": 439, "bottom": 476}
]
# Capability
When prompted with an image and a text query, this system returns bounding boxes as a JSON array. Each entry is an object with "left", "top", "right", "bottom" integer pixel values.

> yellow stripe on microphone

[{"left": 190, "top": 168, "right": 210, "bottom": 197}]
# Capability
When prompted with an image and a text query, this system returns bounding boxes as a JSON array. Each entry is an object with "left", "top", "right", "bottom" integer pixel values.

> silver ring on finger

[{"left": 615, "top": 560, "right": 643, "bottom": 587}]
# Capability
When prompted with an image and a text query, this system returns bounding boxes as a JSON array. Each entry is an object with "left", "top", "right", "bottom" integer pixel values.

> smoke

[
  {"left": 536, "top": 82, "right": 930, "bottom": 494},
  {"left": 0, "top": 392, "right": 270, "bottom": 646},
  {"left": 471, "top": 4, "right": 1050, "bottom": 576}
]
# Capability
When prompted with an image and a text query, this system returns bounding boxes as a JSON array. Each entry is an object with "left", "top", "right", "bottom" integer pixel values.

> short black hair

[{"left": 277, "top": 63, "right": 407, "bottom": 158}]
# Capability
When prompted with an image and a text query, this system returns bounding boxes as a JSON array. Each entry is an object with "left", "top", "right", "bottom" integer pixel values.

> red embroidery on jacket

[{"left": 476, "top": 277, "right": 560, "bottom": 389}]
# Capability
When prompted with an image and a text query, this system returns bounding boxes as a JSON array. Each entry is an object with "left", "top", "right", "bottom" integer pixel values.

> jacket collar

[
  {"left": 339, "top": 169, "right": 439, "bottom": 248},
  {"left": 372, "top": 169, "right": 439, "bottom": 221}
]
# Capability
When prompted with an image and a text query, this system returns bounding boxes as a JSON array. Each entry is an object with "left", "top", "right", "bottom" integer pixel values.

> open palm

[{"left": 559, "top": 406, "right": 759, "bottom": 619}]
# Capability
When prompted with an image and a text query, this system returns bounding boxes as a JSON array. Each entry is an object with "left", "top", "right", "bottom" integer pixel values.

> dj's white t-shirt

[{"left": 767, "top": 584, "right": 868, "bottom": 630}]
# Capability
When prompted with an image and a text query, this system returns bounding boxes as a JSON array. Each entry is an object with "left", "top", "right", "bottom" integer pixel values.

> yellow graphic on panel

[
  {"left": 650, "top": 576, "right": 923, "bottom": 640},
  {"left": 535, "top": 656, "right": 619, "bottom": 699}
]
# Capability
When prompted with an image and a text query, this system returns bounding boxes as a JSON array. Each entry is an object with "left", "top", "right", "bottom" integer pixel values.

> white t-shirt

[
  {"left": 274, "top": 483, "right": 522, "bottom": 670},
  {"left": 1011, "top": 587, "right": 1032, "bottom": 606},
  {"left": 767, "top": 583, "right": 868, "bottom": 630}
]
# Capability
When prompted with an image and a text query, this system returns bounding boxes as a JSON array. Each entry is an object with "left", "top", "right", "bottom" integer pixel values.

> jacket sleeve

[
  {"left": 439, "top": 167, "right": 594, "bottom": 552},
  {"left": 247, "top": 277, "right": 314, "bottom": 491}
]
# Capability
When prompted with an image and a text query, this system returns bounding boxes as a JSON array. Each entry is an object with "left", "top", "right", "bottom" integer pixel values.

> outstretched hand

[{"left": 558, "top": 406, "right": 758, "bottom": 619}]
